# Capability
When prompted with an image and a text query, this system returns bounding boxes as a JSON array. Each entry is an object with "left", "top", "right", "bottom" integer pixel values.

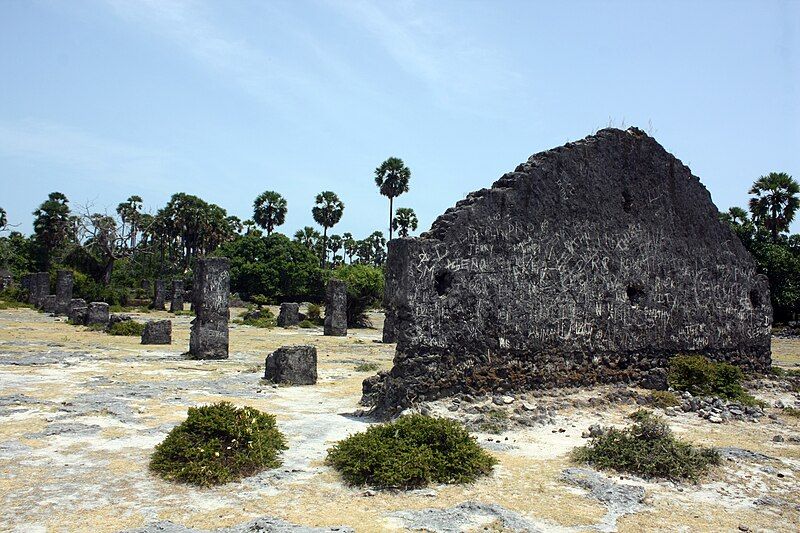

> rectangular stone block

[
  {"left": 324, "top": 279, "right": 347, "bottom": 337},
  {"left": 86, "top": 302, "right": 110, "bottom": 326},
  {"left": 152, "top": 279, "right": 166, "bottom": 310},
  {"left": 142, "top": 320, "right": 172, "bottom": 345},
  {"left": 54, "top": 270, "right": 73, "bottom": 316},
  {"left": 277, "top": 302, "right": 300, "bottom": 327},
  {"left": 189, "top": 258, "right": 229, "bottom": 359},
  {"left": 264, "top": 345, "right": 317, "bottom": 385},
  {"left": 68, "top": 298, "right": 87, "bottom": 324},
  {"left": 42, "top": 295, "right": 56, "bottom": 314}
]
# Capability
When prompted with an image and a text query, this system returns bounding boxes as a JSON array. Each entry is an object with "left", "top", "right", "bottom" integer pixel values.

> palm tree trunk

[
  {"left": 322, "top": 227, "right": 328, "bottom": 268},
  {"left": 388, "top": 197, "right": 393, "bottom": 241}
]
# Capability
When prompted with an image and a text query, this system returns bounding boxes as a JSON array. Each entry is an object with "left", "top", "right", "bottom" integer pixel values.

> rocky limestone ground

[{"left": 0, "top": 307, "right": 798, "bottom": 532}]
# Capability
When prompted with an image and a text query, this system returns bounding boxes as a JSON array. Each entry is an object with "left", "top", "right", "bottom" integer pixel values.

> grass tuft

[{"left": 106, "top": 321, "right": 144, "bottom": 336}]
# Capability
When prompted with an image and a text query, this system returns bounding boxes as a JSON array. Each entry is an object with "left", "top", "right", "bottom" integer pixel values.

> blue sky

[{"left": 1, "top": 0, "right": 798, "bottom": 238}]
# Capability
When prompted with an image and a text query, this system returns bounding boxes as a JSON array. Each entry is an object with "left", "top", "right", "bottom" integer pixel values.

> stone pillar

[
  {"left": 189, "top": 258, "right": 229, "bottom": 359},
  {"left": 152, "top": 279, "right": 166, "bottom": 310},
  {"left": 277, "top": 302, "right": 300, "bottom": 327},
  {"left": 33, "top": 272, "right": 50, "bottom": 308},
  {"left": 55, "top": 270, "right": 73, "bottom": 316},
  {"left": 21, "top": 274, "right": 32, "bottom": 303},
  {"left": 68, "top": 298, "right": 87, "bottom": 324},
  {"left": 87, "top": 302, "right": 110, "bottom": 326},
  {"left": 142, "top": 320, "right": 172, "bottom": 344},
  {"left": 382, "top": 310, "right": 397, "bottom": 343},
  {"left": 42, "top": 295, "right": 57, "bottom": 314},
  {"left": 170, "top": 280, "right": 184, "bottom": 313},
  {"left": 324, "top": 279, "right": 347, "bottom": 336},
  {"left": 264, "top": 345, "right": 317, "bottom": 385}
]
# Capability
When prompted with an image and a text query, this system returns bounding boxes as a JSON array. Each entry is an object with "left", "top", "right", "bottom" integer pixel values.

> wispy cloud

[
  {"left": 325, "top": 0, "right": 525, "bottom": 114},
  {"left": 0, "top": 119, "right": 177, "bottom": 187}
]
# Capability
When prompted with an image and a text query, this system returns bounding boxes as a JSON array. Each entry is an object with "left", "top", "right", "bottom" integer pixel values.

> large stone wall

[{"left": 366, "top": 128, "right": 772, "bottom": 415}]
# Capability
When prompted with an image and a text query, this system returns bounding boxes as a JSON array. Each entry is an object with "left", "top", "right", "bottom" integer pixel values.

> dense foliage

[
  {"left": 150, "top": 402, "right": 287, "bottom": 486},
  {"left": 667, "top": 355, "right": 756, "bottom": 404},
  {"left": 325, "top": 415, "right": 497, "bottom": 489},
  {"left": 329, "top": 263, "right": 385, "bottom": 326},
  {"left": 573, "top": 411, "right": 720, "bottom": 482}
]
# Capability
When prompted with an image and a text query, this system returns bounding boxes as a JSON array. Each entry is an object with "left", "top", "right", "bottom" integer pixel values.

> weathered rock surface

[
  {"left": 264, "top": 345, "right": 317, "bottom": 385},
  {"left": 189, "top": 258, "right": 229, "bottom": 359},
  {"left": 142, "top": 320, "right": 172, "bottom": 345},
  {"left": 323, "top": 279, "right": 347, "bottom": 337},
  {"left": 123, "top": 517, "right": 354, "bottom": 533},
  {"left": 54, "top": 270, "right": 73, "bottom": 315},
  {"left": 42, "top": 294, "right": 56, "bottom": 314},
  {"left": 368, "top": 128, "right": 772, "bottom": 415},
  {"left": 152, "top": 279, "right": 166, "bottom": 310},
  {"left": 68, "top": 299, "right": 88, "bottom": 324},
  {"left": 86, "top": 302, "right": 110, "bottom": 326},
  {"left": 277, "top": 302, "right": 301, "bottom": 327},
  {"left": 170, "top": 280, "right": 184, "bottom": 313}
]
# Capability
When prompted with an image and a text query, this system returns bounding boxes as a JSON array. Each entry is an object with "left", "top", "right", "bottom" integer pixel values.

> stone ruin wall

[{"left": 367, "top": 128, "right": 772, "bottom": 415}]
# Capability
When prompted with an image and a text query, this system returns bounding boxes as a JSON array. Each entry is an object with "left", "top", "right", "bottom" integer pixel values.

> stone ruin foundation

[
  {"left": 264, "top": 345, "right": 318, "bottom": 385},
  {"left": 277, "top": 303, "right": 300, "bottom": 327},
  {"left": 152, "top": 279, "right": 166, "bottom": 311},
  {"left": 170, "top": 280, "right": 184, "bottom": 313},
  {"left": 324, "top": 279, "right": 347, "bottom": 337},
  {"left": 54, "top": 270, "right": 73, "bottom": 316},
  {"left": 188, "top": 258, "right": 229, "bottom": 359},
  {"left": 365, "top": 128, "right": 772, "bottom": 416},
  {"left": 142, "top": 320, "right": 172, "bottom": 345},
  {"left": 87, "top": 302, "right": 110, "bottom": 326},
  {"left": 24, "top": 272, "right": 49, "bottom": 307}
]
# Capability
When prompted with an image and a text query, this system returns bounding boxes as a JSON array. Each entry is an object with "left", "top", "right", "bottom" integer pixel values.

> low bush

[
  {"left": 234, "top": 308, "right": 275, "bottom": 328},
  {"left": 782, "top": 407, "right": 800, "bottom": 418},
  {"left": 306, "top": 303, "right": 322, "bottom": 322},
  {"left": 326, "top": 414, "right": 497, "bottom": 489},
  {"left": 648, "top": 390, "right": 679, "bottom": 409},
  {"left": 107, "top": 320, "right": 145, "bottom": 336},
  {"left": 150, "top": 402, "right": 287, "bottom": 486},
  {"left": 354, "top": 362, "right": 380, "bottom": 372},
  {"left": 573, "top": 411, "right": 720, "bottom": 482},
  {"left": 668, "top": 355, "right": 758, "bottom": 405},
  {"left": 298, "top": 319, "right": 315, "bottom": 328}
]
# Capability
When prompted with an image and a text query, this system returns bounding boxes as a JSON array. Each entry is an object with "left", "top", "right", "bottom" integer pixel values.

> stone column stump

[
  {"left": 87, "top": 302, "right": 110, "bottom": 326},
  {"left": 55, "top": 270, "right": 73, "bottom": 316},
  {"left": 142, "top": 320, "right": 172, "bottom": 345},
  {"left": 188, "top": 258, "right": 229, "bottom": 359},
  {"left": 324, "top": 279, "right": 347, "bottom": 336},
  {"left": 264, "top": 345, "right": 317, "bottom": 385},
  {"left": 277, "top": 302, "right": 300, "bottom": 327},
  {"left": 170, "top": 280, "right": 184, "bottom": 313}
]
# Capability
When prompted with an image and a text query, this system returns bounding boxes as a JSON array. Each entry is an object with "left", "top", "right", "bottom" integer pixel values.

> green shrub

[
  {"left": 298, "top": 319, "right": 315, "bottom": 329},
  {"left": 306, "top": 303, "right": 322, "bottom": 322},
  {"left": 782, "top": 407, "right": 800, "bottom": 418},
  {"left": 354, "top": 362, "right": 380, "bottom": 372},
  {"left": 573, "top": 412, "right": 720, "bottom": 482},
  {"left": 234, "top": 308, "right": 275, "bottom": 328},
  {"left": 107, "top": 320, "right": 145, "bottom": 336},
  {"left": 150, "top": 402, "right": 287, "bottom": 486},
  {"left": 329, "top": 264, "right": 384, "bottom": 328},
  {"left": 771, "top": 366, "right": 800, "bottom": 378},
  {"left": 326, "top": 415, "right": 497, "bottom": 489},
  {"left": 649, "top": 390, "right": 680, "bottom": 409},
  {"left": 668, "top": 355, "right": 757, "bottom": 404}
]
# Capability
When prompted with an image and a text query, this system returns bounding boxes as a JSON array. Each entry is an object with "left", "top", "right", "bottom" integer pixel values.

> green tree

[
  {"left": 748, "top": 172, "right": 800, "bottom": 242},
  {"left": 0, "top": 207, "right": 7, "bottom": 232},
  {"left": 253, "top": 191, "right": 287, "bottom": 235},
  {"left": 32, "top": 192, "right": 75, "bottom": 269},
  {"left": 311, "top": 191, "right": 344, "bottom": 267},
  {"left": 374, "top": 157, "right": 411, "bottom": 241},
  {"left": 294, "top": 226, "right": 320, "bottom": 251},
  {"left": 342, "top": 232, "right": 357, "bottom": 264},
  {"left": 327, "top": 234, "right": 343, "bottom": 266},
  {"left": 115, "top": 195, "right": 143, "bottom": 249},
  {"left": 392, "top": 207, "right": 418, "bottom": 237},
  {"left": 720, "top": 206, "right": 756, "bottom": 245}
]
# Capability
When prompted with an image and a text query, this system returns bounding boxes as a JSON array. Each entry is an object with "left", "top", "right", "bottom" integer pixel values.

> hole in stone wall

[
  {"left": 434, "top": 270, "right": 454, "bottom": 297},
  {"left": 626, "top": 285, "right": 645, "bottom": 305},
  {"left": 622, "top": 189, "right": 633, "bottom": 213},
  {"left": 749, "top": 289, "right": 761, "bottom": 308}
]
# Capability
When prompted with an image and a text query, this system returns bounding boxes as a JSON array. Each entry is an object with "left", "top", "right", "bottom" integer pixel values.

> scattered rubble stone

[
  {"left": 264, "top": 345, "right": 317, "bottom": 385},
  {"left": 368, "top": 128, "right": 772, "bottom": 415},
  {"left": 142, "top": 320, "right": 172, "bottom": 345},
  {"left": 124, "top": 517, "right": 354, "bottom": 533}
]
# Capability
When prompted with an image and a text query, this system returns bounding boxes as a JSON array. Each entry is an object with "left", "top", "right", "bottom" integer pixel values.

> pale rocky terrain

[{"left": 0, "top": 306, "right": 798, "bottom": 532}]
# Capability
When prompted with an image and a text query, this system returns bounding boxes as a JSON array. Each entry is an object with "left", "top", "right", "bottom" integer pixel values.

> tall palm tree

[
  {"left": 748, "top": 172, "right": 800, "bottom": 242},
  {"left": 253, "top": 190, "right": 287, "bottom": 235},
  {"left": 374, "top": 157, "right": 411, "bottom": 241},
  {"left": 392, "top": 207, "right": 418, "bottom": 237},
  {"left": 312, "top": 191, "right": 344, "bottom": 267},
  {"left": 294, "top": 226, "right": 320, "bottom": 250}
]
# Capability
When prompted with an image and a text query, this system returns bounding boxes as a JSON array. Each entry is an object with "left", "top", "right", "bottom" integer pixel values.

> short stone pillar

[
  {"left": 86, "top": 302, "right": 110, "bottom": 326},
  {"left": 324, "top": 279, "right": 347, "bottom": 336},
  {"left": 142, "top": 320, "right": 172, "bottom": 345},
  {"left": 55, "top": 270, "right": 73, "bottom": 316},
  {"left": 170, "top": 280, "right": 184, "bottom": 313},
  {"left": 21, "top": 274, "right": 32, "bottom": 303},
  {"left": 68, "top": 298, "right": 87, "bottom": 324},
  {"left": 152, "top": 279, "right": 166, "bottom": 310},
  {"left": 33, "top": 272, "right": 50, "bottom": 308},
  {"left": 109, "top": 314, "right": 132, "bottom": 326},
  {"left": 277, "top": 302, "right": 300, "bottom": 327},
  {"left": 264, "top": 345, "right": 317, "bottom": 385},
  {"left": 42, "top": 295, "right": 57, "bottom": 314},
  {"left": 189, "top": 258, "right": 229, "bottom": 359}
]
